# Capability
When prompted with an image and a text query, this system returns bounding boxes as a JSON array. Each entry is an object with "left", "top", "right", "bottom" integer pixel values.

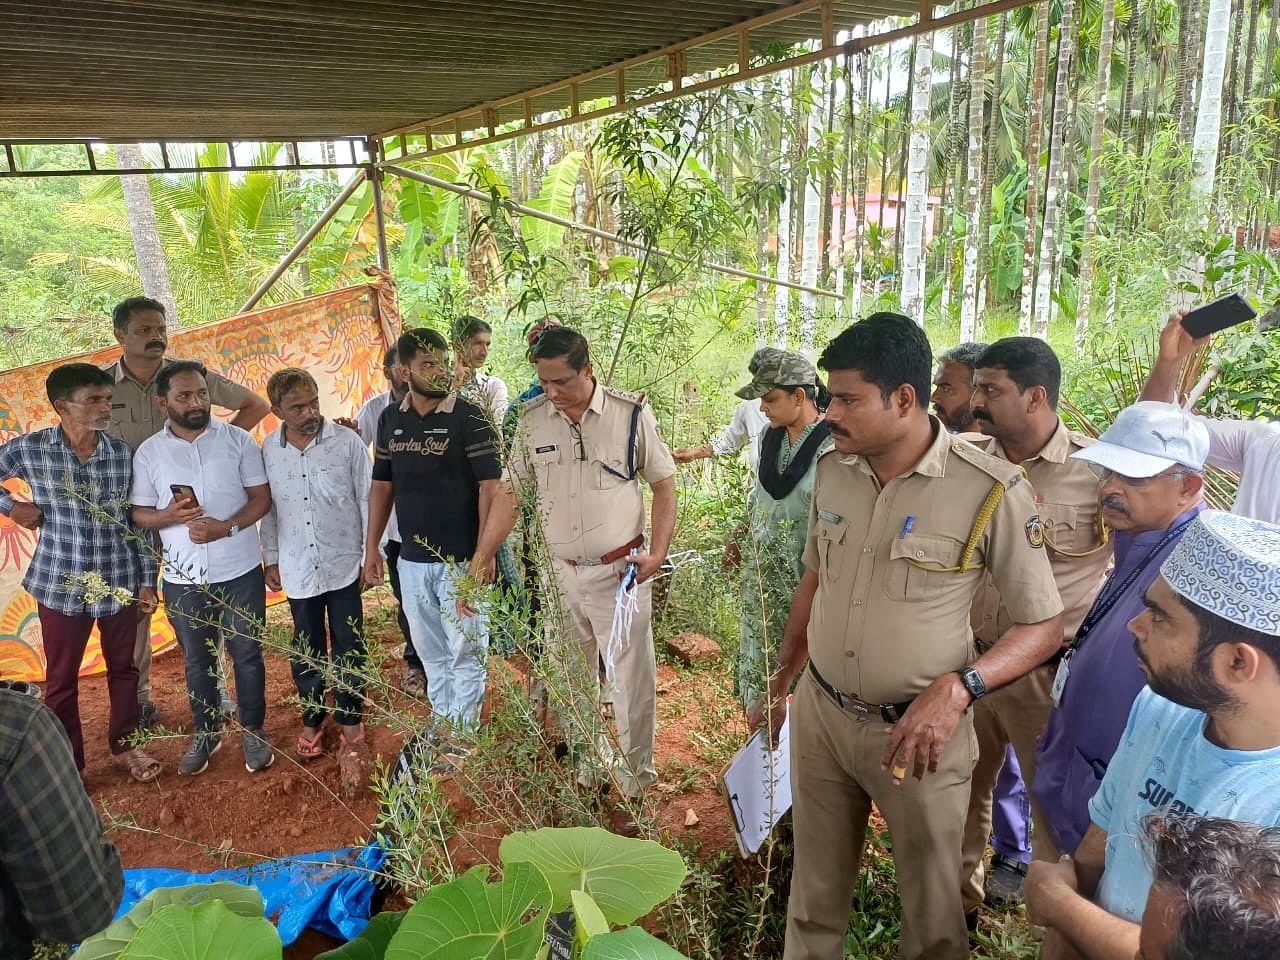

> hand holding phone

[
  {"left": 1180, "top": 293, "right": 1257, "bottom": 339},
  {"left": 169, "top": 484, "right": 199, "bottom": 508}
]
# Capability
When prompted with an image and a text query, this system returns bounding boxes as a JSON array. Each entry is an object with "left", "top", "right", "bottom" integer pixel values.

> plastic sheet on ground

[{"left": 114, "top": 843, "right": 385, "bottom": 946}]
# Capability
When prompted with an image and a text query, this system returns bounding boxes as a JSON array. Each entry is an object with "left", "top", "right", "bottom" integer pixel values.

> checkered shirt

[{"left": 0, "top": 427, "right": 156, "bottom": 617}]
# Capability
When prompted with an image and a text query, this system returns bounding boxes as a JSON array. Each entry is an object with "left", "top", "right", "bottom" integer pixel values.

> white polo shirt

[
  {"left": 131, "top": 418, "right": 268, "bottom": 586},
  {"left": 356, "top": 391, "right": 399, "bottom": 545},
  {"left": 260, "top": 419, "right": 371, "bottom": 599}
]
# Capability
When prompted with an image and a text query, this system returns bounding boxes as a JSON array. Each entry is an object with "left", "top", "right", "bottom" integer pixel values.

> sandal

[
  {"left": 297, "top": 727, "right": 325, "bottom": 760},
  {"left": 115, "top": 748, "right": 161, "bottom": 783},
  {"left": 337, "top": 728, "right": 370, "bottom": 797}
]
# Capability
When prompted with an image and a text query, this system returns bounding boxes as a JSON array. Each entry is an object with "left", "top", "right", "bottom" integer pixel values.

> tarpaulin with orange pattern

[{"left": 0, "top": 282, "right": 395, "bottom": 682}]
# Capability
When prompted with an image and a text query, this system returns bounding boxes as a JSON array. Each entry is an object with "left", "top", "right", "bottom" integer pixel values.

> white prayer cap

[{"left": 1160, "top": 510, "right": 1280, "bottom": 636}]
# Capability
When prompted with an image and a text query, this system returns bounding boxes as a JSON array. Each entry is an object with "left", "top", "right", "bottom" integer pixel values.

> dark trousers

[
  {"left": 383, "top": 539, "right": 421, "bottom": 671},
  {"left": 163, "top": 566, "right": 267, "bottom": 735},
  {"left": 38, "top": 603, "right": 140, "bottom": 769},
  {"left": 287, "top": 578, "right": 366, "bottom": 727}
]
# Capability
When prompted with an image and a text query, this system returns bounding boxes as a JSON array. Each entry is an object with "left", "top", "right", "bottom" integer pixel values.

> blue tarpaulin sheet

[{"left": 115, "top": 844, "right": 385, "bottom": 946}]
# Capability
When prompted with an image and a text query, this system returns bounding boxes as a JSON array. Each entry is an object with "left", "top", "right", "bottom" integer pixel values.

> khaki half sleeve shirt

[
  {"left": 967, "top": 421, "right": 1112, "bottom": 647},
  {"left": 102, "top": 356, "right": 258, "bottom": 450},
  {"left": 510, "top": 383, "right": 675, "bottom": 564},
  {"left": 801, "top": 421, "right": 1064, "bottom": 704}
]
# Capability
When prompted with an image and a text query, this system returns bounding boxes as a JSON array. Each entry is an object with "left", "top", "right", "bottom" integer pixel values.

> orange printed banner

[{"left": 0, "top": 281, "right": 396, "bottom": 682}]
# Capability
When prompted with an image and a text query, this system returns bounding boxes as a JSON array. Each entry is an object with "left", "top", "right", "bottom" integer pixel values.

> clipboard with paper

[{"left": 718, "top": 704, "right": 792, "bottom": 857}]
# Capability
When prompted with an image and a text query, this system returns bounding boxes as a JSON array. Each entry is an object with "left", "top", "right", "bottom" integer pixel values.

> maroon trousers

[{"left": 37, "top": 603, "right": 141, "bottom": 770}]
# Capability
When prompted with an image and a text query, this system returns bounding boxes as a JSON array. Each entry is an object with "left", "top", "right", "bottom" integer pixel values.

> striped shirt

[{"left": 0, "top": 427, "right": 154, "bottom": 616}]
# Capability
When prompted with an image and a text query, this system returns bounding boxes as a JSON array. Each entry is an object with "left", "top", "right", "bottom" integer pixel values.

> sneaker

[
  {"left": 984, "top": 853, "right": 1029, "bottom": 905},
  {"left": 138, "top": 701, "right": 161, "bottom": 730},
  {"left": 402, "top": 666, "right": 427, "bottom": 697},
  {"left": 241, "top": 728, "right": 276, "bottom": 773},
  {"left": 178, "top": 732, "right": 222, "bottom": 776}
]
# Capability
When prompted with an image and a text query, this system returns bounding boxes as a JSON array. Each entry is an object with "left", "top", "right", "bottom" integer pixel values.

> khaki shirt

[
  {"left": 802, "top": 419, "right": 1063, "bottom": 704},
  {"left": 965, "top": 422, "right": 1111, "bottom": 647},
  {"left": 509, "top": 383, "right": 676, "bottom": 563},
  {"left": 101, "top": 356, "right": 258, "bottom": 450}
]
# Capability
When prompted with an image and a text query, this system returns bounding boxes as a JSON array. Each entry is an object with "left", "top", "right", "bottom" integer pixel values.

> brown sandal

[{"left": 115, "top": 748, "right": 161, "bottom": 783}]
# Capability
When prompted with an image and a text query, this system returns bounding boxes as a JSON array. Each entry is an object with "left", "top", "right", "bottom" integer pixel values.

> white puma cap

[{"left": 1070, "top": 401, "right": 1210, "bottom": 479}]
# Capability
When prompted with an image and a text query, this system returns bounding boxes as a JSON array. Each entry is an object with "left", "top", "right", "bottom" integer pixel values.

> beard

[
  {"left": 173, "top": 408, "right": 211, "bottom": 430},
  {"left": 408, "top": 370, "right": 449, "bottom": 399},
  {"left": 1136, "top": 641, "right": 1235, "bottom": 712},
  {"left": 294, "top": 417, "right": 321, "bottom": 436}
]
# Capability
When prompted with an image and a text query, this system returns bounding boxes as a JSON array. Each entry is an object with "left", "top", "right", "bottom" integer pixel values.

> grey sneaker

[
  {"left": 241, "top": 728, "right": 276, "bottom": 773},
  {"left": 178, "top": 732, "right": 222, "bottom": 776}
]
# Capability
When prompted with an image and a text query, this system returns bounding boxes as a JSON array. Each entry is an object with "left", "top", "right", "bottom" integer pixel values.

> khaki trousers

[
  {"left": 959, "top": 666, "right": 1060, "bottom": 912},
  {"left": 134, "top": 612, "right": 154, "bottom": 705},
  {"left": 548, "top": 557, "right": 657, "bottom": 798},
  {"left": 785, "top": 670, "right": 978, "bottom": 960}
]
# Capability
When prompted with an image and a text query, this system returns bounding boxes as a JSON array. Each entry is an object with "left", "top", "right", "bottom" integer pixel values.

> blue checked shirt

[{"left": 0, "top": 428, "right": 156, "bottom": 617}]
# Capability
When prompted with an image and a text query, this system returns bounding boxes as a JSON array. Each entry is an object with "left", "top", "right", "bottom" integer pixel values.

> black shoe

[
  {"left": 984, "top": 853, "right": 1029, "bottom": 906},
  {"left": 241, "top": 728, "right": 276, "bottom": 773},
  {"left": 138, "top": 701, "right": 161, "bottom": 730},
  {"left": 965, "top": 908, "right": 980, "bottom": 933}
]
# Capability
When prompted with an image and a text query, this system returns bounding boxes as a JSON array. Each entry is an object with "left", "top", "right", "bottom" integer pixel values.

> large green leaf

[
  {"left": 315, "top": 911, "right": 406, "bottom": 960},
  {"left": 117, "top": 899, "right": 280, "bottom": 960},
  {"left": 75, "top": 882, "right": 266, "bottom": 960},
  {"left": 521, "top": 150, "right": 584, "bottom": 254},
  {"left": 581, "top": 928, "right": 689, "bottom": 960},
  {"left": 571, "top": 890, "right": 609, "bottom": 951},
  {"left": 385, "top": 863, "right": 552, "bottom": 960},
  {"left": 499, "top": 828, "right": 686, "bottom": 926}
]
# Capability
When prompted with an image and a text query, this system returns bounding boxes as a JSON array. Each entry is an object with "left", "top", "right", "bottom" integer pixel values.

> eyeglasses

[
  {"left": 569, "top": 422, "right": 586, "bottom": 462},
  {"left": 1087, "top": 463, "right": 1196, "bottom": 487}
]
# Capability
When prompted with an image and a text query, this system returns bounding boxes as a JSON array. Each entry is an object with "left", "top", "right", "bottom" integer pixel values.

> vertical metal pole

[{"left": 367, "top": 139, "right": 390, "bottom": 270}]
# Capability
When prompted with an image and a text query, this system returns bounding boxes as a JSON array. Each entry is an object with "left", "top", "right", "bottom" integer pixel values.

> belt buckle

[{"left": 842, "top": 693, "right": 869, "bottom": 716}]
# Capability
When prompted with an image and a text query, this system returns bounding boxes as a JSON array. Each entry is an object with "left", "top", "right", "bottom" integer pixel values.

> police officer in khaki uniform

[
  {"left": 508, "top": 327, "right": 675, "bottom": 803},
  {"left": 102, "top": 296, "right": 269, "bottom": 727},
  {"left": 959, "top": 338, "right": 1113, "bottom": 911},
  {"left": 749, "top": 313, "right": 1064, "bottom": 960}
]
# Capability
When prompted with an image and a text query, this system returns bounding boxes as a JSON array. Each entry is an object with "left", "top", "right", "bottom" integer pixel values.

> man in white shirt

[
  {"left": 131, "top": 361, "right": 275, "bottom": 776},
  {"left": 355, "top": 346, "right": 424, "bottom": 695},
  {"left": 261, "top": 369, "right": 371, "bottom": 775},
  {"left": 673, "top": 348, "right": 772, "bottom": 474},
  {"left": 1141, "top": 311, "right": 1280, "bottom": 524}
]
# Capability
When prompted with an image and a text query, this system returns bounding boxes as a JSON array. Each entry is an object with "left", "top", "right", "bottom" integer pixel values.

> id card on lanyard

[{"left": 1049, "top": 515, "right": 1195, "bottom": 707}]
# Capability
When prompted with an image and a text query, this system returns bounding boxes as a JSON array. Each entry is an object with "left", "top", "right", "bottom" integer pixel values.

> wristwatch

[
  {"left": 226, "top": 523, "right": 241, "bottom": 538},
  {"left": 957, "top": 666, "right": 987, "bottom": 701}
]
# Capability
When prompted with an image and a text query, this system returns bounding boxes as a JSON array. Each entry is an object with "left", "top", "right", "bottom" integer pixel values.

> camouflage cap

[{"left": 736, "top": 349, "right": 817, "bottom": 399}]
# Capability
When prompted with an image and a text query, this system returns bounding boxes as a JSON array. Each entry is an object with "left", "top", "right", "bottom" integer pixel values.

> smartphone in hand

[
  {"left": 169, "top": 484, "right": 200, "bottom": 508},
  {"left": 1181, "top": 293, "right": 1257, "bottom": 338}
]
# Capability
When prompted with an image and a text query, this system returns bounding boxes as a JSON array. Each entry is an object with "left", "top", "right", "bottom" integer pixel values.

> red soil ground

[{"left": 72, "top": 597, "right": 742, "bottom": 957}]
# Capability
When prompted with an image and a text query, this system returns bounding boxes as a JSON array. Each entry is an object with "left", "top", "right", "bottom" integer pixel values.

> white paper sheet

[{"left": 720, "top": 708, "right": 792, "bottom": 857}]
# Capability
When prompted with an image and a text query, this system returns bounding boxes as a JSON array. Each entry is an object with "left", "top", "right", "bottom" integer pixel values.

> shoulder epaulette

[
  {"left": 602, "top": 385, "right": 645, "bottom": 407},
  {"left": 517, "top": 394, "right": 551, "bottom": 416},
  {"left": 1066, "top": 429, "right": 1097, "bottom": 450},
  {"left": 948, "top": 434, "right": 1026, "bottom": 489}
]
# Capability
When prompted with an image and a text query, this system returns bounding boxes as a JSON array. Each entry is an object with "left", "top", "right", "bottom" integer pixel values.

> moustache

[
  {"left": 1101, "top": 494, "right": 1129, "bottom": 515},
  {"left": 145, "top": 340, "right": 166, "bottom": 350},
  {"left": 829, "top": 424, "right": 851, "bottom": 438},
  {"left": 971, "top": 408, "right": 993, "bottom": 422}
]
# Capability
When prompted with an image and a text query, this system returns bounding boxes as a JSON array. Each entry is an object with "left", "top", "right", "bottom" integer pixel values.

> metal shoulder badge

[{"left": 1025, "top": 514, "right": 1046, "bottom": 548}]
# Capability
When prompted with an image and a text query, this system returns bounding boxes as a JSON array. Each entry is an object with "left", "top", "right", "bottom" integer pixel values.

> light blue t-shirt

[{"left": 1089, "top": 687, "right": 1280, "bottom": 921}]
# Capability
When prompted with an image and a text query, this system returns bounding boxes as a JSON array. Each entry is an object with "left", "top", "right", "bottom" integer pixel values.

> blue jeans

[{"left": 397, "top": 559, "right": 488, "bottom": 731}]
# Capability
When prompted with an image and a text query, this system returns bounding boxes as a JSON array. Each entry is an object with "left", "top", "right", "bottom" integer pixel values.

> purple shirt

[{"left": 1032, "top": 503, "right": 1204, "bottom": 854}]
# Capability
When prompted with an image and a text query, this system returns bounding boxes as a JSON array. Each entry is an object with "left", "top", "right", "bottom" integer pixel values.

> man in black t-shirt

[{"left": 363, "top": 328, "right": 515, "bottom": 745}]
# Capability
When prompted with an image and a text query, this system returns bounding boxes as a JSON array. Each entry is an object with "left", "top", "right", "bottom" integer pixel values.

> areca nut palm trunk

[
  {"left": 976, "top": 12, "right": 1008, "bottom": 313},
  {"left": 800, "top": 61, "right": 825, "bottom": 353},
  {"left": 1191, "top": 0, "right": 1232, "bottom": 205},
  {"left": 900, "top": 25, "right": 934, "bottom": 325},
  {"left": 852, "top": 48, "right": 873, "bottom": 318},
  {"left": 1019, "top": 0, "right": 1052, "bottom": 335},
  {"left": 116, "top": 143, "right": 179, "bottom": 322},
  {"left": 1033, "top": 0, "right": 1076, "bottom": 340},
  {"left": 1075, "top": 0, "right": 1118, "bottom": 345},
  {"left": 960, "top": 15, "right": 987, "bottom": 342},
  {"left": 775, "top": 71, "right": 794, "bottom": 347}
]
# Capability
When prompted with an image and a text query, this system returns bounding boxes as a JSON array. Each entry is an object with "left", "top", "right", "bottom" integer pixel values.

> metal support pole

[
  {"left": 239, "top": 169, "right": 367, "bottom": 313},
  {"left": 382, "top": 164, "right": 843, "bottom": 301},
  {"left": 369, "top": 161, "right": 390, "bottom": 271}
]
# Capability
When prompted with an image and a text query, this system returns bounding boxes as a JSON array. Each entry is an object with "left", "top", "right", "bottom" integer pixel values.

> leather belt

[
  {"left": 564, "top": 534, "right": 645, "bottom": 567},
  {"left": 809, "top": 663, "right": 914, "bottom": 724}
]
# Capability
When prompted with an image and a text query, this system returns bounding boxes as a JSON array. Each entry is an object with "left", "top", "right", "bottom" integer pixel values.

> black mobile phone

[
  {"left": 169, "top": 483, "right": 199, "bottom": 507},
  {"left": 1181, "top": 293, "right": 1258, "bottom": 339}
]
